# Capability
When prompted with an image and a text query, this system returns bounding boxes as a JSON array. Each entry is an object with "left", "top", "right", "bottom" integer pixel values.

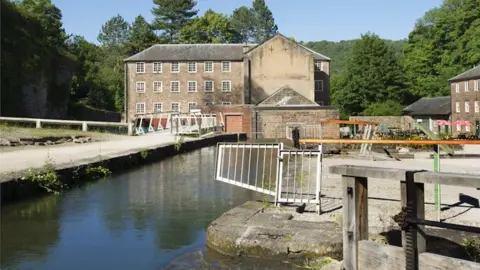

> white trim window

[
  {"left": 314, "top": 60, "right": 323, "bottom": 71},
  {"left": 315, "top": 80, "right": 323, "bottom": 91},
  {"left": 222, "top": 102, "right": 232, "bottom": 105},
  {"left": 465, "top": 102, "right": 470, "bottom": 113},
  {"left": 136, "top": 103, "right": 146, "bottom": 114},
  {"left": 153, "top": 102, "right": 162, "bottom": 113},
  {"left": 153, "top": 62, "right": 162, "bottom": 73},
  {"left": 188, "top": 102, "right": 197, "bottom": 112},
  {"left": 188, "top": 81, "right": 197, "bottom": 92},
  {"left": 153, "top": 81, "right": 163, "bottom": 92},
  {"left": 204, "top": 80, "right": 214, "bottom": 92},
  {"left": 466, "top": 125, "right": 471, "bottom": 132},
  {"left": 465, "top": 81, "right": 469, "bottom": 92},
  {"left": 221, "top": 61, "right": 231, "bottom": 72},
  {"left": 171, "top": 102, "right": 180, "bottom": 112},
  {"left": 170, "top": 81, "right": 180, "bottom": 92},
  {"left": 136, "top": 81, "right": 146, "bottom": 93},
  {"left": 187, "top": 62, "right": 197, "bottom": 73},
  {"left": 136, "top": 62, "right": 145, "bottom": 73},
  {"left": 171, "top": 62, "right": 180, "bottom": 73},
  {"left": 221, "top": 80, "right": 232, "bottom": 92},
  {"left": 475, "top": 80, "right": 479, "bottom": 91},
  {"left": 204, "top": 61, "right": 213, "bottom": 72},
  {"left": 456, "top": 124, "right": 461, "bottom": 132},
  {"left": 205, "top": 102, "right": 214, "bottom": 105},
  {"left": 455, "top": 102, "right": 460, "bottom": 113},
  {"left": 475, "top": 101, "right": 479, "bottom": 113},
  {"left": 455, "top": 83, "right": 460, "bottom": 93}
]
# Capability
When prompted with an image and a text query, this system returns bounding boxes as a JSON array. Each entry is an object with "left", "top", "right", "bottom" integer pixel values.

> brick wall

[
  {"left": 196, "top": 105, "right": 254, "bottom": 137},
  {"left": 349, "top": 116, "right": 415, "bottom": 131},
  {"left": 450, "top": 78, "right": 480, "bottom": 135}
]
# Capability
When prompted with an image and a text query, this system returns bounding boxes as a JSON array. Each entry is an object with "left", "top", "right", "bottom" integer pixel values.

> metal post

[
  {"left": 405, "top": 171, "right": 420, "bottom": 270},
  {"left": 433, "top": 144, "right": 441, "bottom": 221},
  {"left": 316, "top": 144, "right": 323, "bottom": 214}
]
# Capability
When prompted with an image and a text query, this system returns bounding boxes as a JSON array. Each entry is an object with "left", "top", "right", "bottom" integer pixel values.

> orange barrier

[{"left": 299, "top": 139, "right": 480, "bottom": 145}]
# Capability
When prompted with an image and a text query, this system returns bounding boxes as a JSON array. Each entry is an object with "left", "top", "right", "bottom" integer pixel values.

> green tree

[
  {"left": 250, "top": 0, "right": 278, "bottom": 43},
  {"left": 363, "top": 100, "right": 404, "bottom": 116},
  {"left": 97, "top": 14, "right": 130, "bottom": 47},
  {"left": 230, "top": 6, "right": 254, "bottom": 43},
  {"left": 178, "top": 9, "right": 240, "bottom": 43},
  {"left": 333, "top": 33, "right": 408, "bottom": 116},
  {"left": 151, "top": 0, "right": 198, "bottom": 43},
  {"left": 126, "top": 15, "right": 160, "bottom": 55}
]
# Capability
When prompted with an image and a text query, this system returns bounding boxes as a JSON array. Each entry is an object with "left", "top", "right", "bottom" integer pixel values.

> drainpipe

[
  {"left": 255, "top": 110, "right": 258, "bottom": 140},
  {"left": 124, "top": 62, "right": 128, "bottom": 123},
  {"left": 248, "top": 59, "right": 252, "bottom": 104}
]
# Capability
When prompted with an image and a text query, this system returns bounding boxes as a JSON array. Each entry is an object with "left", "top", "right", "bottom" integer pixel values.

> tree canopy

[{"left": 151, "top": 0, "right": 198, "bottom": 42}]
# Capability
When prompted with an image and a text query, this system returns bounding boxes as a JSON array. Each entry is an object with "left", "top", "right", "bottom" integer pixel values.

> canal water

[{"left": 1, "top": 146, "right": 295, "bottom": 270}]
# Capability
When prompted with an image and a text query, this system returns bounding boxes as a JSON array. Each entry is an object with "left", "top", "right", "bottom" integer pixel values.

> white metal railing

[
  {"left": 0, "top": 116, "right": 133, "bottom": 135},
  {"left": 215, "top": 143, "right": 323, "bottom": 214},
  {"left": 133, "top": 112, "right": 221, "bottom": 136}
]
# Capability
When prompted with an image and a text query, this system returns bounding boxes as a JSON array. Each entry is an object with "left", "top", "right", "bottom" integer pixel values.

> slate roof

[
  {"left": 124, "top": 43, "right": 257, "bottom": 62},
  {"left": 257, "top": 85, "right": 319, "bottom": 106},
  {"left": 402, "top": 96, "right": 451, "bottom": 116},
  {"left": 448, "top": 65, "right": 480, "bottom": 81}
]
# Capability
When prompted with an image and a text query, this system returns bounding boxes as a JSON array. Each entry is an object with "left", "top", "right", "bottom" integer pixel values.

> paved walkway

[{"left": 0, "top": 133, "right": 195, "bottom": 182}]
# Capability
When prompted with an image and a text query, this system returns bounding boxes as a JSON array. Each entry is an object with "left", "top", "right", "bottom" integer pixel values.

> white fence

[
  {"left": 0, "top": 116, "right": 133, "bottom": 135},
  {"left": 215, "top": 143, "right": 323, "bottom": 214}
]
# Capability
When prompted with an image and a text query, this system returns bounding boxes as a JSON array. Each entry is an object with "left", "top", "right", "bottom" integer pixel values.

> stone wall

[
  {"left": 349, "top": 116, "right": 415, "bottom": 131},
  {"left": 196, "top": 105, "right": 254, "bottom": 137}
]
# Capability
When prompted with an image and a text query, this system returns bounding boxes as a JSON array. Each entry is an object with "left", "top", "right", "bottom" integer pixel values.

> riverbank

[{"left": 1, "top": 132, "right": 246, "bottom": 203}]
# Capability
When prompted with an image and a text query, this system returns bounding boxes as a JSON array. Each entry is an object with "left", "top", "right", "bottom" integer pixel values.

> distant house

[
  {"left": 448, "top": 65, "right": 480, "bottom": 136},
  {"left": 402, "top": 96, "right": 451, "bottom": 134}
]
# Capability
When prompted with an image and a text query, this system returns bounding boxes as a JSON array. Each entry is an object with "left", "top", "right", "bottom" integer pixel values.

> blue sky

[{"left": 52, "top": 0, "right": 443, "bottom": 43}]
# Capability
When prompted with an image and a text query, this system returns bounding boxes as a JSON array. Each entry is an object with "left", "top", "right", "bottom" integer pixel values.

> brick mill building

[
  {"left": 124, "top": 34, "right": 340, "bottom": 138},
  {"left": 449, "top": 65, "right": 480, "bottom": 136}
]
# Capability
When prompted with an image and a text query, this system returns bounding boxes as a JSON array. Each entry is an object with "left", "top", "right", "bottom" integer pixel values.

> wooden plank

[
  {"left": 330, "top": 165, "right": 407, "bottom": 181},
  {"left": 419, "top": 252, "right": 480, "bottom": 270},
  {"left": 342, "top": 176, "right": 368, "bottom": 270},
  {"left": 300, "top": 138, "right": 480, "bottom": 145},
  {"left": 400, "top": 181, "right": 426, "bottom": 254},
  {"left": 358, "top": 240, "right": 405, "bottom": 270},
  {"left": 415, "top": 171, "right": 480, "bottom": 188}
]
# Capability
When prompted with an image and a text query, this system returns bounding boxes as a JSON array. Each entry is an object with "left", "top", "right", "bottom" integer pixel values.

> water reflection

[{"left": 1, "top": 147, "right": 261, "bottom": 270}]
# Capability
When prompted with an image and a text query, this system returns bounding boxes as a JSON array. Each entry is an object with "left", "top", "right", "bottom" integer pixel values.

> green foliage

[
  {"left": 85, "top": 165, "right": 112, "bottom": 180},
  {"left": 151, "top": 0, "right": 198, "bottom": 42},
  {"left": 140, "top": 150, "right": 149, "bottom": 159},
  {"left": 126, "top": 15, "right": 160, "bottom": 55},
  {"left": 97, "top": 14, "right": 130, "bottom": 47},
  {"left": 174, "top": 136, "right": 185, "bottom": 151},
  {"left": 230, "top": 6, "right": 254, "bottom": 43},
  {"left": 250, "top": 0, "right": 278, "bottom": 43},
  {"left": 363, "top": 100, "right": 404, "bottom": 116},
  {"left": 21, "top": 159, "right": 65, "bottom": 194},
  {"left": 179, "top": 9, "right": 240, "bottom": 43},
  {"left": 463, "top": 238, "right": 480, "bottom": 262}
]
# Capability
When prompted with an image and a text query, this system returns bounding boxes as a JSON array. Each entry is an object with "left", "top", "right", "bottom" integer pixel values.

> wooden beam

[
  {"left": 358, "top": 240, "right": 405, "bottom": 270},
  {"left": 330, "top": 165, "right": 408, "bottom": 181},
  {"left": 300, "top": 138, "right": 480, "bottom": 145},
  {"left": 414, "top": 171, "right": 480, "bottom": 188}
]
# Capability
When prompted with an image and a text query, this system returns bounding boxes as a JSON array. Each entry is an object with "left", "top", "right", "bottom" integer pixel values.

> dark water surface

[{"left": 0, "top": 147, "right": 271, "bottom": 270}]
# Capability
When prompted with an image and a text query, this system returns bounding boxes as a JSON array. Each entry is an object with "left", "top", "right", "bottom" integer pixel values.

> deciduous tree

[{"left": 179, "top": 10, "right": 240, "bottom": 43}]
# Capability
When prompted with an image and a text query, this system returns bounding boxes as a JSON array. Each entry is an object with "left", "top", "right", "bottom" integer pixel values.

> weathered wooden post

[{"left": 342, "top": 174, "right": 368, "bottom": 270}]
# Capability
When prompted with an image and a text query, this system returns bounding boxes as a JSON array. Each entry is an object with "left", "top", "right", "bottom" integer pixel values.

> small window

[
  {"left": 170, "top": 81, "right": 180, "bottom": 92},
  {"left": 171, "top": 62, "right": 180, "bottom": 73},
  {"left": 153, "top": 102, "right": 162, "bottom": 113},
  {"left": 204, "top": 61, "right": 213, "bottom": 72},
  {"left": 205, "top": 102, "right": 214, "bottom": 106},
  {"left": 475, "top": 80, "right": 479, "bottom": 91},
  {"left": 466, "top": 125, "right": 471, "bottom": 132},
  {"left": 465, "top": 81, "right": 469, "bottom": 92},
  {"left": 136, "top": 62, "right": 145, "bottom": 73},
  {"left": 221, "top": 61, "right": 231, "bottom": 72},
  {"left": 455, "top": 83, "right": 460, "bottom": 93},
  {"left": 475, "top": 101, "right": 479, "bottom": 113},
  {"left": 456, "top": 124, "right": 461, "bottom": 131},
  {"left": 188, "top": 102, "right": 197, "bottom": 112},
  {"left": 188, "top": 81, "right": 197, "bottom": 92},
  {"left": 153, "top": 81, "right": 163, "bottom": 92},
  {"left": 315, "top": 80, "right": 323, "bottom": 91},
  {"left": 465, "top": 102, "right": 470, "bottom": 113},
  {"left": 204, "top": 80, "right": 214, "bottom": 92},
  {"left": 455, "top": 102, "right": 460, "bottom": 113},
  {"left": 153, "top": 62, "right": 162, "bottom": 73},
  {"left": 171, "top": 102, "right": 180, "bottom": 112},
  {"left": 136, "top": 81, "right": 146, "bottom": 93},
  {"left": 314, "top": 60, "right": 323, "bottom": 71},
  {"left": 221, "top": 80, "right": 232, "bottom": 92},
  {"left": 222, "top": 102, "right": 232, "bottom": 105},
  {"left": 136, "top": 103, "right": 146, "bottom": 114},
  {"left": 188, "top": 62, "right": 197, "bottom": 73}
]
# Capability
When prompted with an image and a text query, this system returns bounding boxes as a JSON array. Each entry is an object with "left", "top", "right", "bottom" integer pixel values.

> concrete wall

[
  {"left": 349, "top": 116, "right": 415, "bottom": 131},
  {"left": 450, "top": 78, "right": 480, "bottom": 135},
  {"left": 245, "top": 35, "right": 330, "bottom": 105}
]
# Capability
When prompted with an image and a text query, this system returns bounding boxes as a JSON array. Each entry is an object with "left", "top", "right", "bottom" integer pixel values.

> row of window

[
  {"left": 136, "top": 61, "right": 231, "bottom": 74},
  {"left": 135, "top": 101, "right": 231, "bottom": 114},
  {"left": 454, "top": 80, "right": 479, "bottom": 93},
  {"left": 456, "top": 123, "right": 473, "bottom": 132},
  {"left": 136, "top": 80, "right": 232, "bottom": 93},
  {"left": 455, "top": 101, "right": 480, "bottom": 113}
]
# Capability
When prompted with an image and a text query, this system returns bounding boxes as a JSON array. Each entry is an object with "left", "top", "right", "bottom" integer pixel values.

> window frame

[
  {"left": 170, "top": 81, "right": 180, "bottom": 92},
  {"left": 455, "top": 83, "right": 460, "bottom": 93},
  {"left": 221, "top": 61, "right": 231, "bottom": 72},
  {"left": 314, "top": 60, "right": 323, "bottom": 72},
  {"left": 204, "top": 61, "right": 214, "bottom": 73},
  {"left": 465, "top": 101, "right": 470, "bottom": 113},
  {"left": 474, "top": 80, "right": 479, "bottom": 91},
  {"left": 465, "top": 81, "right": 469, "bottom": 92},
  {"left": 204, "top": 80, "right": 214, "bottom": 92},
  {"left": 456, "top": 124, "right": 461, "bottom": 132},
  {"left": 188, "top": 102, "right": 197, "bottom": 112},
  {"left": 153, "top": 81, "right": 163, "bottom": 92},
  {"left": 221, "top": 80, "right": 232, "bottom": 92},
  {"left": 135, "top": 102, "right": 146, "bottom": 114},
  {"left": 136, "top": 81, "right": 146, "bottom": 93},
  {"left": 187, "top": 62, "right": 197, "bottom": 73},
  {"left": 153, "top": 102, "right": 163, "bottom": 113},
  {"left": 187, "top": 81, "right": 197, "bottom": 92},
  {"left": 475, "top": 101, "right": 479, "bottom": 113},
  {"left": 153, "top": 62, "right": 163, "bottom": 73},
  {"left": 455, "top": 102, "right": 460, "bottom": 113},
  {"left": 314, "top": 80, "right": 324, "bottom": 91},
  {"left": 171, "top": 62, "right": 180, "bottom": 73},
  {"left": 221, "top": 102, "right": 232, "bottom": 106},
  {"left": 136, "top": 62, "right": 145, "bottom": 73},
  {"left": 171, "top": 102, "right": 180, "bottom": 112},
  {"left": 205, "top": 102, "right": 214, "bottom": 106}
]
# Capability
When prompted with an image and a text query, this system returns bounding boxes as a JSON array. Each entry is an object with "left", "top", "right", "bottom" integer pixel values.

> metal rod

[
  {"left": 240, "top": 144, "right": 245, "bottom": 184},
  {"left": 286, "top": 151, "right": 290, "bottom": 202},
  {"left": 300, "top": 139, "right": 480, "bottom": 145},
  {"left": 408, "top": 218, "right": 480, "bottom": 234},
  {"left": 233, "top": 144, "right": 238, "bottom": 181},
  {"left": 227, "top": 144, "right": 232, "bottom": 180},
  {"left": 300, "top": 152, "right": 304, "bottom": 200},
  {"left": 293, "top": 153, "right": 297, "bottom": 202},
  {"left": 269, "top": 145, "right": 274, "bottom": 191},
  {"left": 255, "top": 145, "right": 259, "bottom": 188},
  {"left": 248, "top": 146, "right": 252, "bottom": 186},
  {"left": 307, "top": 150, "right": 312, "bottom": 203},
  {"left": 262, "top": 144, "right": 266, "bottom": 190}
]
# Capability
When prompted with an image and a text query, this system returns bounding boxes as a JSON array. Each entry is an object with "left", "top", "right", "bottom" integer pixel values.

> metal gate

[{"left": 278, "top": 145, "right": 323, "bottom": 213}]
